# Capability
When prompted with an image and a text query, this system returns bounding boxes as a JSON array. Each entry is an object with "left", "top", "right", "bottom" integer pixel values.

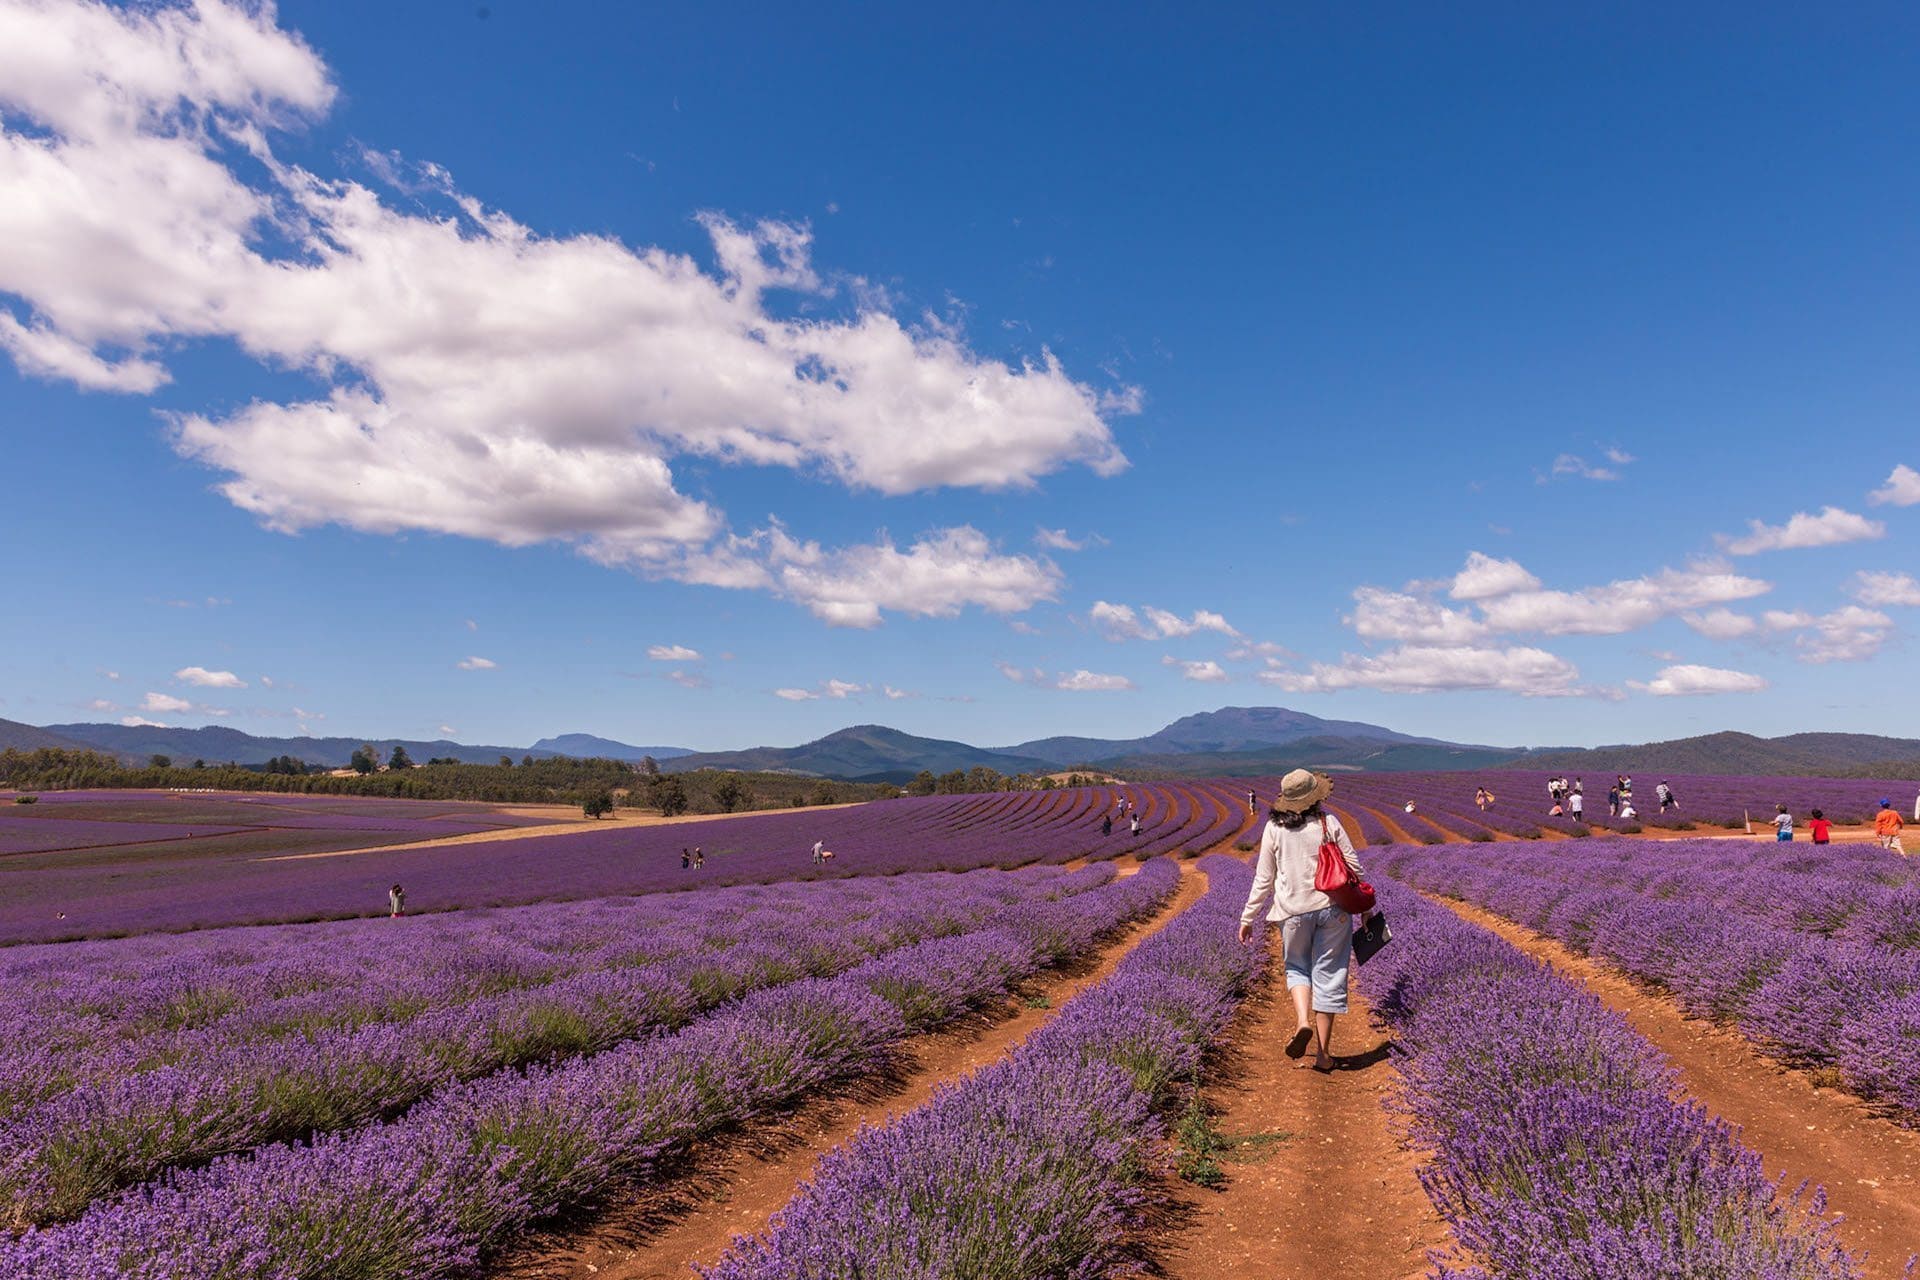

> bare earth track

[
  {"left": 491, "top": 859, "right": 1207, "bottom": 1280},
  {"left": 1433, "top": 894, "right": 1920, "bottom": 1279}
]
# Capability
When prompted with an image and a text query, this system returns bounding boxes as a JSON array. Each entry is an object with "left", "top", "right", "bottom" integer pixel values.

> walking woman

[
  {"left": 1238, "top": 769, "right": 1366, "bottom": 1073},
  {"left": 388, "top": 883, "right": 405, "bottom": 918}
]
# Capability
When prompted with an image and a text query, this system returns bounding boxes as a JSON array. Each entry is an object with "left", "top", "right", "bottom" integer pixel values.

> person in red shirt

[{"left": 1809, "top": 809, "right": 1832, "bottom": 845}]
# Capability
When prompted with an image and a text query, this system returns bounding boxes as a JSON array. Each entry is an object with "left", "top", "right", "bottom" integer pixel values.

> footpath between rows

[
  {"left": 491, "top": 859, "right": 1205, "bottom": 1280},
  {"left": 1430, "top": 893, "right": 1920, "bottom": 1280}
]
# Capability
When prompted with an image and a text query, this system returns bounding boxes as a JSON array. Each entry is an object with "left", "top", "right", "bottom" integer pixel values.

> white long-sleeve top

[{"left": 1241, "top": 813, "right": 1363, "bottom": 926}]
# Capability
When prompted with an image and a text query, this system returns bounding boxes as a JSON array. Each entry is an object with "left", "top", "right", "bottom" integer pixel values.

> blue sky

[{"left": 3, "top": 0, "right": 1918, "bottom": 753}]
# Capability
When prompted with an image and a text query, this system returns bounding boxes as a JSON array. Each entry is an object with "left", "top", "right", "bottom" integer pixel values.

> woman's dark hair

[
  {"left": 1273, "top": 802, "right": 1325, "bottom": 831},
  {"left": 1811, "top": 808, "right": 1823, "bottom": 819}
]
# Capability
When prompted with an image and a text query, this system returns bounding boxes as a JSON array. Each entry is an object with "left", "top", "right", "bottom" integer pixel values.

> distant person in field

[
  {"left": 1607, "top": 785, "right": 1620, "bottom": 817},
  {"left": 1247, "top": 789, "right": 1257, "bottom": 814},
  {"left": 681, "top": 849, "right": 691, "bottom": 869},
  {"left": 1549, "top": 799, "right": 1565, "bottom": 818},
  {"left": 1876, "top": 799, "right": 1906, "bottom": 855},
  {"left": 1774, "top": 804, "right": 1794, "bottom": 842},
  {"left": 1102, "top": 812, "right": 1113, "bottom": 837},
  {"left": 1474, "top": 787, "right": 1493, "bottom": 811},
  {"left": 813, "top": 840, "right": 825, "bottom": 865},
  {"left": 388, "top": 884, "right": 405, "bottom": 918},
  {"left": 693, "top": 847, "right": 704, "bottom": 868},
  {"left": 1569, "top": 789, "right": 1583, "bottom": 819},
  {"left": 1618, "top": 798, "right": 1637, "bottom": 821},
  {"left": 1239, "top": 769, "right": 1369, "bottom": 1074},
  {"left": 1572, "top": 777, "right": 1583, "bottom": 796},
  {"left": 1656, "top": 781, "right": 1677, "bottom": 812},
  {"left": 1809, "top": 809, "right": 1832, "bottom": 845},
  {"left": 1129, "top": 812, "right": 1141, "bottom": 836}
]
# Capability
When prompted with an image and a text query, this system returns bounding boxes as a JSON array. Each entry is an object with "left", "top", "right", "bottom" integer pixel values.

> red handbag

[{"left": 1314, "top": 817, "right": 1377, "bottom": 914}]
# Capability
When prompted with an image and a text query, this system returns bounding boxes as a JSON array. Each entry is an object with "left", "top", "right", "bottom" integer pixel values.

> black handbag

[{"left": 1352, "top": 911, "right": 1392, "bottom": 966}]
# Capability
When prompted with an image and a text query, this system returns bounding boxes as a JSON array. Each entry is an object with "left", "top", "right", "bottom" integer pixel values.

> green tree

[
  {"left": 936, "top": 769, "right": 967, "bottom": 795},
  {"left": 521, "top": 755, "right": 534, "bottom": 768},
  {"left": 582, "top": 790, "right": 614, "bottom": 819},
  {"left": 192, "top": 759, "right": 206, "bottom": 770},
  {"left": 148, "top": 754, "right": 172, "bottom": 770},
  {"left": 907, "top": 769, "right": 937, "bottom": 797},
  {"left": 349, "top": 744, "right": 378, "bottom": 775},
  {"left": 650, "top": 774, "right": 689, "bottom": 817},
  {"left": 388, "top": 744, "right": 414, "bottom": 770},
  {"left": 713, "top": 774, "right": 749, "bottom": 813},
  {"left": 498, "top": 755, "right": 513, "bottom": 768},
  {"left": 811, "top": 781, "right": 838, "bottom": 807}
]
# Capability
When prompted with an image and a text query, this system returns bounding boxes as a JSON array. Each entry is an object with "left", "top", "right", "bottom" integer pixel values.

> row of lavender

[
  {"left": 0, "top": 861, "right": 1180, "bottom": 1277},
  {"left": 1358, "top": 875, "right": 1862, "bottom": 1278},
  {"left": 0, "top": 866, "right": 1119, "bottom": 1227},
  {"left": 1, "top": 782, "right": 1227, "bottom": 944},
  {"left": 1378, "top": 838, "right": 1920, "bottom": 1127},
  {"left": 704, "top": 854, "right": 1262, "bottom": 1279}
]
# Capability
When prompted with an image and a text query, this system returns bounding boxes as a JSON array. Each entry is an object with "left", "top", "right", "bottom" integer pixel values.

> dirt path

[
  {"left": 256, "top": 801, "right": 870, "bottom": 863},
  {"left": 491, "top": 861, "right": 1209, "bottom": 1280},
  {"left": 1155, "top": 973, "right": 1447, "bottom": 1279},
  {"left": 1432, "top": 894, "right": 1920, "bottom": 1279}
]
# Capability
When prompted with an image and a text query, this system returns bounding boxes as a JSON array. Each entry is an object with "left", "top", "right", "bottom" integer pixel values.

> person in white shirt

[
  {"left": 812, "top": 840, "right": 824, "bottom": 865},
  {"left": 1239, "top": 769, "right": 1367, "bottom": 1073},
  {"left": 1773, "top": 806, "right": 1794, "bottom": 842},
  {"left": 1569, "top": 790, "right": 1584, "bottom": 818}
]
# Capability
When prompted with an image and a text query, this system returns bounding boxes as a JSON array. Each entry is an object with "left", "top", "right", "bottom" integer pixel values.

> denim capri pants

[{"left": 1281, "top": 905, "right": 1353, "bottom": 1014}]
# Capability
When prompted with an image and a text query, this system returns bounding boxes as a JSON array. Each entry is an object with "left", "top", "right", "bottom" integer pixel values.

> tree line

[{"left": 0, "top": 747, "right": 895, "bottom": 813}]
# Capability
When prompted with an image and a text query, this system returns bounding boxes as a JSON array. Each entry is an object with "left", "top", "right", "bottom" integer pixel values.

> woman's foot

[
  {"left": 1285, "top": 1026, "right": 1313, "bottom": 1059},
  {"left": 1310, "top": 1055, "right": 1336, "bottom": 1073}
]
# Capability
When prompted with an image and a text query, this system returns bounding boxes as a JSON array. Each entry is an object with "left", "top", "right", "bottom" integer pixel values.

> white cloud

[
  {"left": 1350, "top": 587, "right": 1490, "bottom": 644},
  {"left": 1852, "top": 570, "right": 1920, "bottom": 608},
  {"left": 1262, "top": 645, "right": 1591, "bottom": 697},
  {"left": 120, "top": 716, "right": 167, "bottom": 728},
  {"left": 1681, "top": 608, "right": 1759, "bottom": 640},
  {"left": 174, "top": 665, "right": 244, "bottom": 688},
  {"left": 85, "top": 698, "right": 116, "bottom": 712},
  {"left": 1869, "top": 464, "right": 1920, "bottom": 507},
  {"left": 464, "top": 618, "right": 478, "bottom": 631},
  {"left": 100, "top": 669, "right": 120, "bottom": 681},
  {"left": 291, "top": 706, "right": 321, "bottom": 720},
  {"left": 1475, "top": 563, "right": 1770, "bottom": 636},
  {"left": 1449, "top": 552, "right": 1541, "bottom": 601},
  {"left": 1630, "top": 664, "right": 1768, "bottom": 696},
  {"left": 437, "top": 725, "right": 456, "bottom": 736},
  {"left": 1546, "top": 453, "right": 1626, "bottom": 482},
  {"left": 1763, "top": 605, "right": 1895, "bottom": 664},
  {"left": 139, "top": 691, "right": 192, "bottom": 713},
  {"left": 665, "top": 669, "right": 710, "bottom": 689},
  {"left": 1225, "top": 640, "right": 1292, "bottom": 662},
  {"left": 824, "top": 679, "right": 865, "bottom": 699},
  {"left": 259, "top": 675, "right": 275, "bottom": 688},
  {"left": 1054, "top": 669, "right": 1135, "bottom": 692},
  {"left": 1162, "top": 656, "right": 1229, "bottom": 683},
  {"left": 456, "top": 656, "right": 496, "bottom": 671},
  {"left": 1719, "top": 506, "right": 1885, "bottom": 555},
  {"left": 647, "top": 644, "right": 701, "bottom": 662},
  {"left": 773, "top": 687, "right": 816, "bottom": 701},
  {"left": 1090, "top": 600, "right": 1237, "bottom": 641},
  {"left": 1034, "top": 527, "right": 1104, "bottom": 552},
  {"left": 682, "top": 524, "right": 1060, "bottom": 628},
  {"left": 0, "top": 0, "right": 1132, "bottom": 622},
  {"left": 995, "top": 661, "right": 1133, "bottom": 691},
  {"left": 881, "top": 684, "right": 911, "bottom": 700}
]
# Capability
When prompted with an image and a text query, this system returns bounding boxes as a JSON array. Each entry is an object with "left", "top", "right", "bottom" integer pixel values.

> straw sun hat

[{"left": 1269, "top": 768, "right": 1333, "bottom": 814}]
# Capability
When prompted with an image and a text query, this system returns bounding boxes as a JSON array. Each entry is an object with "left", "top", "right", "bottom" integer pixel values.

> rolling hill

[{"left": 664, "top": 725, "right": 1054, "bottom": 783}]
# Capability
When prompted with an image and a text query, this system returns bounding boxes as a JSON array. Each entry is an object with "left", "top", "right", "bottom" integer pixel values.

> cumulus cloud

[
  {"left": 1681, "top": 608, "right": 1759, "bottom": 640},
  {"left": 1034, "top": 527, "right": 1105, "bottom": 552},
  {"left": 120, "top": 715, "right": 168, "bottom": 727},
  {"left": 664, "top": 669, "right": 710, "bottom": 689},
  {"left": 824, "top": 679, "right": 865, "bottom": 699},
  {"left": 1261, "top": 645, "right": 1592, "bottom": 697},
  {"left": 174, "top": 665, "right": 244, "bottom": 688},
  {"left": 1224, "top": 640, "right": 1293, "bottom": 662},
  {"left": 456, "top": 656, "right": 496, "bottom": 671},
  {"left": 1630, "top": 664, "right": 1768, "bottom": 696},
  {"left": 882, "top": 685, "right": 911, "bottom": 700},
  {"left": 85, "top": 697, "right": 117, "bottom": 712},
  {"left": 1473, "top": 563, "right": 1770, "bottom": 636},
  {"left": 1546, "top": 452, "right": 1628, "bottom": 482},
  {"left": 1869, "top": 464, "right": 1920, "bottom": 507},
  {"left": 1162, "top": 656, "right": 1229, "bottom": 683},
  {"left": 1090, "top": 601, "right": 1237, "bottom": 641},
  {"left": 436, "top": 724, "right": 456, "bottom": 736},
  {"left": 647, "top": 644, "right": 701, "bottom": 662},
  {"left": 773, "top": 687, "right": 816, "bottom": 701},
  {"left": 1763, "top": 605, "right": 1895, "bottom": 664},
  {"left": 1349, "top": 588, "right": 1490, "bottom": 644},
  {"left": 0, "top": 0, "right": 1133, "bottom": 625},
  {"left": 995, "top": 662, "right": 1133, "bottom": 691},
  {"left": 1719, "top": 507, "right": 1886, "bottom": 555},
  {"left": 139, "top": 691, "right": 192, "bottom": 712},
  {"left": 1449, "top": 552, "right": 1541, "bottom": 601},
  {"left": 1852, "top": 570, "right": 1920, "bottom": 608}
]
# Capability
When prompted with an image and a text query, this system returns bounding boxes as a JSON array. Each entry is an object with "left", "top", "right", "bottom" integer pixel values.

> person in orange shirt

[{"left": 1875, "top": 799, "right": 1906, "bottom": 856}]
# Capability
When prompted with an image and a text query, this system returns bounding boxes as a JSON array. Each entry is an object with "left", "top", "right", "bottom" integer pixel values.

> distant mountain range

[{"left": 10, "top": 709, "right": 1918, "bottom": 784}]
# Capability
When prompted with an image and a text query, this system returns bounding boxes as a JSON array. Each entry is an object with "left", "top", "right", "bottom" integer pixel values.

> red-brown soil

[
  {"left": 490, "top": 860, "right": 1209, "bottom": 1280},
  {"left": 1153, "top": 973, "right": 1447, "bottom": 1279},
  {"left": 1434, "top": 895, "right": 1920, "bottom": 1279}
]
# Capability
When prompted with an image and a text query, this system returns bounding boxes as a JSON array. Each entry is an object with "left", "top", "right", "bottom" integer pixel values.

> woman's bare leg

[
  {"left": 1313, "top": 1011, "right": 1337, "bottom": 1068},
  {"left": 1290, "top": 982, "right": 1313, "bottom": 1032}
]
